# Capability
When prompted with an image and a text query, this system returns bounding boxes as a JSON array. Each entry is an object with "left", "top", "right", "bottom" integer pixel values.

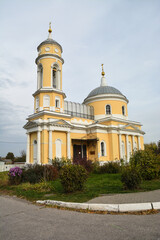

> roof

[
  {"left": 37, "top": 38, "right": 63, "bottom": 52},
  {"left": 87, "top": 86, "right": 124, "bottom": 98}
]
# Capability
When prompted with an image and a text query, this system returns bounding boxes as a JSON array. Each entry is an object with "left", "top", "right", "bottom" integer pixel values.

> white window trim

[
  {"left": 51, "top": 63, "right": 61, "bottom": 89},
  {"left": 106, "top": 104, "right": 112, "bottom": 115},
  {"left": 43, "top": 95, "right": 50, "bottom": 108},
  {"left": 100, "top": 140, "right": 106, "bottom": 157},
  {"left": 55, "top": 96, "right": 60, "bottom": 108},
  {"left": 36, "top": 97, "right": 39, "bottom": 109}
]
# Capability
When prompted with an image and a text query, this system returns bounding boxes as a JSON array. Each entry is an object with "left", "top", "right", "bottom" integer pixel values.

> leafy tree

[{"left": 6, "top": 152, "right": 15, "bottom": 160}]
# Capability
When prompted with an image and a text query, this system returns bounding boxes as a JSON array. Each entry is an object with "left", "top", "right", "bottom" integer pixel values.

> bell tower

[{"left": 33, "top": 23, "right": 66, "bottom": 113}]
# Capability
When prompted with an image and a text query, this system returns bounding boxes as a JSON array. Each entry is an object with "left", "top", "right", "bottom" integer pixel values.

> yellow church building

[{"left": 24, "top": 24, "right": 145, "bottom": 165}]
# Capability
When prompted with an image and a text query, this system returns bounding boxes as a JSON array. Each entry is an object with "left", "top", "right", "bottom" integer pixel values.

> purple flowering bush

[{"left": 8, "top": 167, "right": 23, "bottom": 185}]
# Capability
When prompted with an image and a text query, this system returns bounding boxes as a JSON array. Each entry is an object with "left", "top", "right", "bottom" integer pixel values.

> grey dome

[
  {"left": 87, "top": 86, "right": 123, "bottom": 98},
  {"left": 37, "top": 38, "right": 63, "bottom": 52}
]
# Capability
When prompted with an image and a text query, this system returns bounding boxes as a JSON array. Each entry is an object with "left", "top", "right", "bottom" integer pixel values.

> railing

[{"left": 64, "top": 110, "right": 94, "bottom": 120}]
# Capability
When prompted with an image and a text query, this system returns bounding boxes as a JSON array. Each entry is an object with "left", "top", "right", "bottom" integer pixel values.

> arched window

[
  {"left": 37, "top": 64, "right": 43, "bottom": 89},
  {"left": 43, "top": 95, "right": 50, "bottom": 108},
  {"left": 53, "top": 67, "right": 57, "bottom": 88},
  {"left": 52, "top": 64, "right": 60, "bottom": 89},
  {"left": 122, "top": 106, "right": 125, "bottom": 116},
  {"left": 56, "top": 139, "right": 62, "bottom": 158},
  {"left": 100, "top": 141, "right": 106, "bottom": 156},
  {"left": 106, "top": 105, "right": 111, "bottom": 115},
  {"left": 36, "top": 97, "right": 39, "bottom": 109}
]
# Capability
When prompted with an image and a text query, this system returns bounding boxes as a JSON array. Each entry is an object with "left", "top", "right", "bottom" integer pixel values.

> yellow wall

[
  {"left": 38, "top": 58, "right": 62, "bottom": 90},
  {"left": 88, "top": 100, "right": 128, "bottom": 116},
  {"left": 53, "top": 131, "right": 67, "bottom": 158},
  {"left": 39, "top": 44, "right": 62, "bottom": 58}
]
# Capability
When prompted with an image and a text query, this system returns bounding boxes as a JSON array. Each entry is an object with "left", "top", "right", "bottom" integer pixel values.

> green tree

[{"left": 6, "top": 152, "right": 15, "bottom": 160}]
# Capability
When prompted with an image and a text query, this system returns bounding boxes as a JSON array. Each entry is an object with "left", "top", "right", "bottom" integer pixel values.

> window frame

[{"left": 106, "top": 104, "right": 111, "bottom": 115}]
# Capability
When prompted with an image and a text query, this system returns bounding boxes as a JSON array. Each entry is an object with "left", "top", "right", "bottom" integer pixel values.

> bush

[
  {"left": 74, "top": 157, "right": 94, "bottom": 173},
  {"left": 95, "top": 161, "right": 121, "bottom": 174},
  {"left": 8, "top": 167, "right": 23, "bottom": 185},
  {"left": 22, "top": 164, "right": 44, "bottom": 184},
  {"left": 121, "top": 166, "right": 142, "bottom": 190},
  {"left": 52, "top": 157, "right": 71, "bottom": 171},
  {"left": 59, "top": 164, "right": 88, "bottom": 192},
  {"left": 43, "top": 165, "right": 59, "bottom": 181},
  {"left": 130, "top": 150, "right": 159, "bottom": 180}
]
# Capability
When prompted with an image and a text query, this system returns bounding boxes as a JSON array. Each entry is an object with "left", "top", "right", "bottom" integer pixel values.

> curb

[{"left": 36, "top": 200, "right": 160, "bottom": 212}]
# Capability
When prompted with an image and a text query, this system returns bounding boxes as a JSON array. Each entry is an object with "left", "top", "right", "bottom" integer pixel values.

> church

[{"left": 24, "top": 24, "right": 145, "bottom": 165}]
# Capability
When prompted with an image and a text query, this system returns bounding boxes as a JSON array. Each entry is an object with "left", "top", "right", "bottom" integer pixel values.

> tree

[{"left": 6, "top": 152, "right": 15, "bottom": 160}]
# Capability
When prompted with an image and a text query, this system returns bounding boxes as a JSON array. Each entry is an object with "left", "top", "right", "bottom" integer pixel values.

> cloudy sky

[{"left": 0, "top": 0, "right": 160, "bottom": 157}]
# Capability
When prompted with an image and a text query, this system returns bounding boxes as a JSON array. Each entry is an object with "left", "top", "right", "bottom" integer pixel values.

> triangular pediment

[
  {"left": 23, "top": 121, "right": 37, "bottom": 129},
  {"left": 119, "top": 123, "right": 144, "bottom": 134},
  {"left": 50, "top": 119, "right": 72, "bottom": 128}
]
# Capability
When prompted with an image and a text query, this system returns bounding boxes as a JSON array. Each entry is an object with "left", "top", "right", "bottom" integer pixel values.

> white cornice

[
  {"left": 27, "top": 110, "right": 71, "bottom": 120},
  {"left": 83, "top": 94, "right": 129, "bottom": 104}
]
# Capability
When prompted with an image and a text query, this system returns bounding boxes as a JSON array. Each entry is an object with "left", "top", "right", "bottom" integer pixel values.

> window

[
  {"left": 55, "top": 97, "right": 60, "bottom": 108},
  {"left": 106, "top": 105, "right": 111, "bottom": 114},
  {"left": 37, "top": 64, "right": 43, "bottom": 89},
  {"left": 43, "top": 95, "right": 50, "bottom": 108},
  {"left": 36, "top": 97, "right": 39, "bottom": 109},
  {"left": 53, "top": 68, "right": 57, "bottom": 88},
  {"left": 33, "top": 140, "right": 37, "bottom": 162},
  {"left": 56, "top": 139, "right": 62, "bottom": 158},
  {"left": 122, "top": 106, "right": 125, "bottom": 116},
  {"left": 100, "top": 141, "right": 106, "bottom": 157}
]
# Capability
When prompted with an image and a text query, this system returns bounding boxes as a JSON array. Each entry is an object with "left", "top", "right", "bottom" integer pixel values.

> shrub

[
  {"left": 43, "top": 165, "right": 59, "bottom": 181},
  {"left": 52, "top": 157, "right": 71, "bottom": 171},
  {"left": 121, "top": 166, "right": 142, "bottom": 190},
  {"left": 20, "top": 181, "right": 55, "bottom": 192},
  {"left": 59, "top": 164, "right": 88, "bottom": 192},
  {"left": 130, "top": 150, "right": 159, "bottom": 180},
  {"left": 8, "top": 167, "right": 23, "bottom": 185},
  {"left": 95, "top": 161, "right": 121, "bottom": 174},
  {"left": 22, "top": 164, "right": 44, "bottom": 184},
  {"left": 74, "top": 157, "right": 94, "bottom": 173}
]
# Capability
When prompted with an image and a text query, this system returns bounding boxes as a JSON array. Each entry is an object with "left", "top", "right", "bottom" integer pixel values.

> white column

[
  {"left": 49, "top": 130, "right": 52, "bottom": 163},
  {"left": 126, "top": 134, "right": 129, "bottom": 162},
  {"left": 132, "top": 135, "right": 135, "bottom": 152},
  {"left": 138, "top": 136, "right": 141, "bottom": 150},
  {"left": 37, "top": 129, "right": 41, "bottom": 164},
  {"left": 26, "top": 133, "right": 30, "bottom": 164},
  {"left": 57, "top": 70, "right": 61, "bottom": 89},
  {"left": 119, "top": 134, "right": 122, "bottom": 159},
  {"left": 67, "top": 131, "right": 71, "bottom": 159}
]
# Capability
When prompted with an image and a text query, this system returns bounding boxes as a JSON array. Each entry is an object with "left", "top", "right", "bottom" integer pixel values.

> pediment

[
  {"left": 23, "top": 121, "right": 37, "bottom": 129},
  {"left": 119, "top": 123, "right": 142, "bottom": 133},
  {"left": 50, "top": 119, "right": 72, "bottom": 128}
]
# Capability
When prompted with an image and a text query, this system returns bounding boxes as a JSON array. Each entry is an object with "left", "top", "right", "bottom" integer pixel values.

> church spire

[
  {"left": 48, "top": 22, "right": 52, "bottom": 39},
  {"left": 100, "top": 64, "right": 107, "bottom": 86}
]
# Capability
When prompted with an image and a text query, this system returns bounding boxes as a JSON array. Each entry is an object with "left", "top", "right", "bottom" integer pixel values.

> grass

[{"left": 0, "top": 172, "right": 160, "bottom": 203}]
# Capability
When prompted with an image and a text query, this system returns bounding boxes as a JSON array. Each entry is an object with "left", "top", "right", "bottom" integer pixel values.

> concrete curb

[{"left": 36, "top": 200, "right": 160, "bottom": 212}]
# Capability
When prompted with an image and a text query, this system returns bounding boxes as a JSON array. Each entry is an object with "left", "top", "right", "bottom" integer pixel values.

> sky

[{"left": 0, "top": 0, "right": 160, "bottom": 157}]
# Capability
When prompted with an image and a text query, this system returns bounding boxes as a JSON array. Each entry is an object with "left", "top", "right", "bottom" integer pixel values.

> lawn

[{"left": 0, "top": 171, "right": 160, "bottom": 203}]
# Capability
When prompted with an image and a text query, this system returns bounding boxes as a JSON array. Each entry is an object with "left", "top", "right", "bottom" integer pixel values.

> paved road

[
  {"left": 0, "top": 195, "right": 160, "bottom": 240},
  {"left": 87, "top": 189, "right": 160, "bottom": 204}
]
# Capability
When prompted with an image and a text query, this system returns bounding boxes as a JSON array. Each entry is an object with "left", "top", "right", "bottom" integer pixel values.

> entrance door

[
  {"left": 56, "top": 139, "right": 62, "bottom": 158},
  {"left": 73, "top": 144, "right": 87, "bottom": 163}
]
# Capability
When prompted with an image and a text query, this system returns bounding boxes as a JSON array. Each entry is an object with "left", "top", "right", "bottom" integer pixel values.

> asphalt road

[{"left": 0, "top": 195, "right": 160, "bottom": 240}]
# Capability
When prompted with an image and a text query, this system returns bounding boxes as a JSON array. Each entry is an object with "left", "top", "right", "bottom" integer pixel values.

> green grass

[{"left": 0, "top": 172, "right": 160, "bottom": 203}]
